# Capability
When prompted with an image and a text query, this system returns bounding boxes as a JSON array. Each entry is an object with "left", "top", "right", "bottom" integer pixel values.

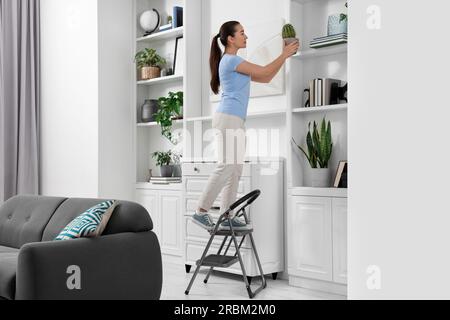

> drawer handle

[{"left": 194, "top": 167, "right": 200, "bottom": 173}]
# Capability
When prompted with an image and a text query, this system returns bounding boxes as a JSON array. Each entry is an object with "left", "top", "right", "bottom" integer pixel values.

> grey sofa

[{"left": 0, "top": 195, "right": 162, "bottom": 300}]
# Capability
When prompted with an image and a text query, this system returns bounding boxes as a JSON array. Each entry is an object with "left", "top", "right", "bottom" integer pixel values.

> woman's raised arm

[{"left": 236, "top": 41, "right": 300, "bottom": 83}]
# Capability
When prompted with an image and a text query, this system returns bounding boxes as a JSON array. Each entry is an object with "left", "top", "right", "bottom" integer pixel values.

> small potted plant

[
  {"left": 292, "top": 118, "right": 333, "bottom": 187},
  {"left": 171, "top": 151, "right": 183, "bottom": 177},
  {"left": 135, "top": 48, "right": 166, "bottom": 80},
  {"left": 152, "top": 150, "right": 174, "bottom": 177},
  {"left": 328, "top": 2, "right": 348, "bottom": 36},
  {"left": 282, "top": 23, "right": 299, "bottom": 53},
  {"left": 154, "top": 91, "right": 184, "bottom": 143}
]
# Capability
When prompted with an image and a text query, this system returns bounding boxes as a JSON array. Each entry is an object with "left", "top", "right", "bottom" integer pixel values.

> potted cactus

[
  {"left": 135, "top": 48, "right": 166, "bottom": 80},
  {"left": 282, "top": 23, "right": 299, "bottom": 53},
  {"left": 292, "top": 118, "right": 333, "bottom": 187}
]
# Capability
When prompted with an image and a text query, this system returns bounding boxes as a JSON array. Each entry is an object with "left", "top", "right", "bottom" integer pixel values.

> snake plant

[{"left": 292, "top": 118, "right": 333, "bottom": 169}]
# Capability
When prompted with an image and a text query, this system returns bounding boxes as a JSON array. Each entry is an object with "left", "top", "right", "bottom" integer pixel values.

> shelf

[
  {"left": 136, "top": 27, "right": 184, "bottom": 43},
  {"left": 293, "top": 104, "right": 347, "bottom": 114},
  {"left": 137, "top": 119, "right": 184, "bottom": 128},
  {"left": 137, "top": 75, "right": 183, "bottom": 86},
  {"left": 185, "top": 109, "right": 287, "bottom": 123},
  {"left": 293, "top": 44, "right": 347, "bottom": 60},
  {"left": 290, "top": 187, "right": 347, "bottom": 198}
]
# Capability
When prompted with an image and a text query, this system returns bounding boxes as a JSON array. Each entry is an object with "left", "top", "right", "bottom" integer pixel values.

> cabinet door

[
  {"left": 289, "top": 196, "right": 333, "bottom": 282},
  {"left": 160, "top": 191, "right": 182, "bottom": 256},
  {"left": 135, "top": 189, "right": 160, "bottom": 237},
  {"left": 332, "top": 198, "right": 348, "bottom": 284}
]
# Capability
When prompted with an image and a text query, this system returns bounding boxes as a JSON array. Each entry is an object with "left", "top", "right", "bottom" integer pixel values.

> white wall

[
  {"left": 349, "top": 0, "right": 450, "bottom": 299},
  {"left": 204, "top": 0, "right": 289, "bottom": 117},
  {"left": 41, "top": 0, "right": 134, "bottom": 200},
  {"left": 41, "top": 0, "right": 99, "bottom": 197},
  {"left": 98, "top": 0, "right": 134, "bottom": 200}
]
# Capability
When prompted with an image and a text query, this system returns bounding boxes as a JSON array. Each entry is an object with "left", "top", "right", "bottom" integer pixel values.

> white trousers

[{"left": 198, "top": 112, "right": 247, "bottom": 216}]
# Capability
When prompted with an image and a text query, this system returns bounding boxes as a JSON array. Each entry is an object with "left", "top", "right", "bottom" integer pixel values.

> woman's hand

[{"left": 283, "top": 40, "right": 300, "bottom": 59}]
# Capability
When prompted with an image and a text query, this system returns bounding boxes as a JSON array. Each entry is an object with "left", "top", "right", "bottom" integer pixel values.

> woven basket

[{"left": 140, "top": 66, "right": 161, "bottom": 80}]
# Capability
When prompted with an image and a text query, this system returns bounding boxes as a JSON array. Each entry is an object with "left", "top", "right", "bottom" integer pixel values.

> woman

[{"left": 193, "top": 21, "right": 299, "bottom": 231}]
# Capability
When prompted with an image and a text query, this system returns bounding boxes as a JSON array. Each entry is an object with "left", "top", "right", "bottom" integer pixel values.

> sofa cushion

[
  {"left": 0, "top": 245, "right": 18, "bottom": 254},
  {"left": 42, "top": 198, "right": 153, "bottom": 241},
  {"left": 0, "top": 248, "right": 19, "bottom": 300},
  {"left": 55, "top": 201, "right": 118, "bottom": 240},
  {"left": 0, "top": 196, "right": 67, "bottom": 249}
]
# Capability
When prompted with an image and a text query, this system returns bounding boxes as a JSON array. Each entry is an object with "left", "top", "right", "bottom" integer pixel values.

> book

[
  {"left": 311, "top": 35, "right": 347, "bottom": 45},
  {"left": 311, "top": 37, "right": 347, "bottom": 44},
  {"left": 309, "top": 79, "right": 315, "bottom": 107},
  {"left": 322, "top": 79, "right": 342, "bottom": 106},
  {"left": 310, "top": 39, "right": 348, "bottom": 49},
  {"left": 313, "top": 33, "right": 347, "bottom": 41},
  {"left": 151, "top": 176, "right": 181, "bottom": 180},
  {"left": 333, "top": 161, "right": 348, "bottom": 188},
  {"left": 317, "top": 79, "right": 323, "bottom": 106},
  {"left": 173, "top": 6, "right": 183, "bottom": 28}
]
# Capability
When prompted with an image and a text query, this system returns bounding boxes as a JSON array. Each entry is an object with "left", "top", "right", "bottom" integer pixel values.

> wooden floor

[{"left": 161, "top": 261, "right": 346, "bottom": 300}]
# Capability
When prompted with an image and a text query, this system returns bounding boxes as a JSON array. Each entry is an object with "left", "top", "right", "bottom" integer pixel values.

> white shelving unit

[
  {"left": 133, "top": 0, "right": 203, "bottom": 266},
  {"left": 286, "top": 0, "right": 348, "bottom": 296},
  {"left": 133, "top": 0, "right": 202, "bottom": 186},
  {"left": 131, "top": 0, "right": 348, "bottom": 293},
  {"left": 287, "top": 0, "right": 348, "bottom": 191}
]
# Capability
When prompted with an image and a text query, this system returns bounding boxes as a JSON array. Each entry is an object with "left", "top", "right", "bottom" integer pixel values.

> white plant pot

[{"left": 304, "top": 168, "right": 331, "bottom": 188}]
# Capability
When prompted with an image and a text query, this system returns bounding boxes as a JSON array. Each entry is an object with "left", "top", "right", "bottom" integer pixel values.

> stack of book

[
  {"left": 307, "top": 78, "right": 342, "bottom": 107},
  {"left": 310, "top": 33, "right": 347, "bottom": 49},
  {"left": 150, "top": 177, "right": 182, "bottom": 185}
]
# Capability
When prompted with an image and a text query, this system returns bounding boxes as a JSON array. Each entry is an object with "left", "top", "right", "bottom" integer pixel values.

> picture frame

[
  {"left": 173, "top": 36, "right": 184, "bottom": 76},
  {"left": 333, "top": 161, "right": 348, "bottom": 188}
]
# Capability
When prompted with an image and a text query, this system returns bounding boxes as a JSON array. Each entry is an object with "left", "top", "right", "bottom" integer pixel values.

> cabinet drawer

[
  {"left": 185, "top": 177, "right": 250, "bottom": 194},
  {"left": 182, "top": 163, "right": 252, "bottom": 177}
]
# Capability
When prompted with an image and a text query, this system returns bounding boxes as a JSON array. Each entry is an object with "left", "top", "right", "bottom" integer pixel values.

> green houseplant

[
  {"left": 134, "top": 48, "right": 166, "bottom": 80},
  {"left": 292, "top": 118, "right": 333, "bottom": 187},
  {"left": 340, "top": 2, "right": 348, "bottom": 22},
  {"left": 152, "top": 150, "right": 174, "bottom": 177},
  {"left": 154, "top": 91, "right": 184, "bottom": 143},
  {"left": 282, "top": 24, "right": 299, "bottom": 53}
]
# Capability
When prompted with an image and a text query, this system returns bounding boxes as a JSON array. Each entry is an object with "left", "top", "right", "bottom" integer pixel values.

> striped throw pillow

[{"left": 55, "top": 201, "right": 119, "bottom": 241}]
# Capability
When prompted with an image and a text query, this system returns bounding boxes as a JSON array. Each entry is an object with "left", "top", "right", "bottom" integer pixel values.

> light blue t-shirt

[{"left": 216, "top": 54, "right": 251, "bottom": 120}]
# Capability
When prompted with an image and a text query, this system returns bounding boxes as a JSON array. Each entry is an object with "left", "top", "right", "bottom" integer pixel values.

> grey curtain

[{"left": 0, "top": 0, "right": 40, "bottom": 202}]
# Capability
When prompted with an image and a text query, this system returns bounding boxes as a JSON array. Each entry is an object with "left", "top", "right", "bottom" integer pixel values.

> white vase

[{"left": 305, "top": 168, "right": 331, "bottom": 188}]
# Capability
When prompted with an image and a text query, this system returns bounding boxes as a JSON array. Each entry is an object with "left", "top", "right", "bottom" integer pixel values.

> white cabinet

[
  {"left": 288, "top": 190, "right": 347, "bottom": 295},
  {"left": 289, "top": 197, "right": 333, "bottom": 282},
  {"left": 332, "top": 198, "right": 348, "bottom": 285},
  {"left": 135, "top": 185, "right": 183, "bottom": 259},
  {"left": 182, "top": 160, "right": 285, "bottom": 278}
]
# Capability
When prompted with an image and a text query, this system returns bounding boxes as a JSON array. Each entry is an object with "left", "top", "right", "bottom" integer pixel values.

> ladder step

[
  {"left": 214, "top": 229, "right": 254, "bottom": 236},
  {"left": 197, "top": 255, "right": 239, "bottom": 268}
]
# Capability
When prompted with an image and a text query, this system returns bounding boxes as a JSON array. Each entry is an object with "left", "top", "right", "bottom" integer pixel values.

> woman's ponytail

[
  {"left": 210, "top": 34, "right": 222, "bottom": 95},
  {"left": 210, "top": 21, "right": 240, "bottom": 95}
]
